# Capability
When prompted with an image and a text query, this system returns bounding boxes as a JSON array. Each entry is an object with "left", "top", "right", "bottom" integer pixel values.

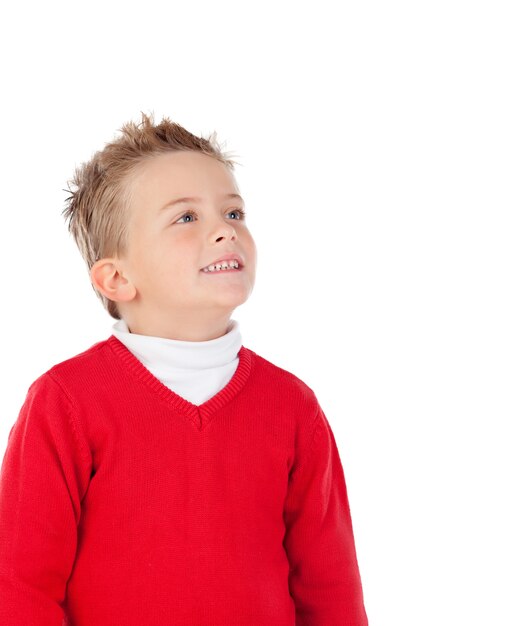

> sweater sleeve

[
  {"left": 0, "top": 372, "right": 92, "bottom": 625},
  {"left": 283, "top": 402, "right": 368, "bottom": 626}
]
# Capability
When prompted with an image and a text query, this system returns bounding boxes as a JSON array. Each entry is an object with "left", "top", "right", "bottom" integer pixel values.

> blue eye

[
  {"left": 227, "top": 208, "right": 247, "bottom": 220},
  {"left": 176, "top": 210, "right": 198, "bottom": 223},
  {"left": 175, "top": 208, "right": 247, "bottom": 223}
]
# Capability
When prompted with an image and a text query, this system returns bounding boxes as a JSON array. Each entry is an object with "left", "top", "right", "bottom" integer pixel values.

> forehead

[{"left": 128, "top": 151, "right": 238, "bottom": 205}]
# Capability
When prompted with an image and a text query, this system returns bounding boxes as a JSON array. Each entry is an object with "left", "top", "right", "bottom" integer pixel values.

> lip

[{"left": 200, "top": 253, "right": 245, "bottom": 271}]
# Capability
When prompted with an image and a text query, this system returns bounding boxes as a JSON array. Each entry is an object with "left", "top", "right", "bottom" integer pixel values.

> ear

[{"left": 90, "top": 258, "right": 136, "bottom": 303}]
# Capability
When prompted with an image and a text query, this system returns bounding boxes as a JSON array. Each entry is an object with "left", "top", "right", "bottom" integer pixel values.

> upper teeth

[{"left": 203, "top": 259, "right": 240, "bottom": 272}]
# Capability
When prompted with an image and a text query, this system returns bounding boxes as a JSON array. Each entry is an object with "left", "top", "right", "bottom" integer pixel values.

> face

[{"left": 110, "top": 150, "right": 257, "bottom": 339}]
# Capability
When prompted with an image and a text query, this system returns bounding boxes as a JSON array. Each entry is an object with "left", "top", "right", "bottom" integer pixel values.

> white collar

[{"left": 110, "top": 318, "right": 242, "bottom": 372}]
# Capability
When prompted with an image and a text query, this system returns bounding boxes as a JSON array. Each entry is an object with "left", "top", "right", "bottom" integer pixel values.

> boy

[{"left": 0, "top": 113, "right": 368, "bottom": 625}]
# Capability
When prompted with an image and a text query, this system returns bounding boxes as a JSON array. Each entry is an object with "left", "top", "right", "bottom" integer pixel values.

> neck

[{"left": 120, "top": 312, "right": 234, "bottom": 342}]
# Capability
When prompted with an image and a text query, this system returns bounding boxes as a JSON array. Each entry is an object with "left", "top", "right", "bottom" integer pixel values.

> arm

[
  {"left": 0, "top": 373, "right": 92, "bottom": 625},
  {"left": 283, "top": 403, "right": 368, "bottom": 626}
]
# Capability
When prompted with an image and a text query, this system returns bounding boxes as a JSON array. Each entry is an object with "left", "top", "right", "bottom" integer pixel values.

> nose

[{"left": 212, "top": 221, "right": 238, "bottom": 242}]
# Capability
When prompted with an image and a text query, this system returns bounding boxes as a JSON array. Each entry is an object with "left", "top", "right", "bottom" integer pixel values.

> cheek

[
  {"left": 244, "top": 232, "right": 257, "bottom": 261},
  {"left": 168, "top": 232, "right": 200, "bottom": 266},
  {"left": 133, "top": 228, "right": 201, "bottom": 281},
  {"left": 132, "top": 243, "right": 170, "bottom": 283}
]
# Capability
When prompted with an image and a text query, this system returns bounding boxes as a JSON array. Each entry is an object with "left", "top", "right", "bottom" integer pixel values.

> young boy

[{"left": 0, "top": 113, "right": 368, "bottom": 625}]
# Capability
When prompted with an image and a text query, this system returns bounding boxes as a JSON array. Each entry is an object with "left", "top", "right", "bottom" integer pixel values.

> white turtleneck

[{"left": 110, "top": 318, "right": 243, "bottom": 406}]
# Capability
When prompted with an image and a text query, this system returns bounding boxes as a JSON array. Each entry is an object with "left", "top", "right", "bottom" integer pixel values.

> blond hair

[{"left": 62, "top": 111, "right": 239, "bottom": 320}]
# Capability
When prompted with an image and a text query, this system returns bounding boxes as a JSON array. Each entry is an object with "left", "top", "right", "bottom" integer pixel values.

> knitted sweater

[{"left": 0, "top": 335, "right": 368, "bottom": 625}]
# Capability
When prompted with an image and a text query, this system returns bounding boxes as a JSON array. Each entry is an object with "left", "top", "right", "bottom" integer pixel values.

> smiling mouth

[{"left": 200, "top": 266, "right": 243, "bottom": 274}]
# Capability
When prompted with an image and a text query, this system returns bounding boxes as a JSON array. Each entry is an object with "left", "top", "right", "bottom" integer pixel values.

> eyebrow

[{"left": 159, "top": 193, "right": 244, "bottom": 212}]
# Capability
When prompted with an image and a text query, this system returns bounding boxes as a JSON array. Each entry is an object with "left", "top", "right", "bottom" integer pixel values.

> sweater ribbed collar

[{"left": 107, "top": 318, "right": 251, "bottom": 431}]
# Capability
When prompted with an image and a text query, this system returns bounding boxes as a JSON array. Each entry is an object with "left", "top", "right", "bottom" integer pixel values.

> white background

[{"left": 1, "top": 1, "right": 504, "bottom": 624}]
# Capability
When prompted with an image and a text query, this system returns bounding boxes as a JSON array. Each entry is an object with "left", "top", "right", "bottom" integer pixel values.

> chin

[{"left": 215, "top": 292, "right": 250, "bottom": 308}]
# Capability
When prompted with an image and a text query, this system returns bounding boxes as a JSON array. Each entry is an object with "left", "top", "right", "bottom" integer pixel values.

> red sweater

[{"left": 0, "top": 335, "right": 368, "bottom": 625}]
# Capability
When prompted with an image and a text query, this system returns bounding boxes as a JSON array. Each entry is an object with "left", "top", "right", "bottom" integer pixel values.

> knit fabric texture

[{"left": 0, "top": 335, "right": 368, "bottom": 625}]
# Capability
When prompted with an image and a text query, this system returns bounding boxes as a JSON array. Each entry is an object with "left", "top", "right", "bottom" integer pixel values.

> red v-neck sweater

[{"left": 0, "top": 335, "right": 368, "bottom": 625}]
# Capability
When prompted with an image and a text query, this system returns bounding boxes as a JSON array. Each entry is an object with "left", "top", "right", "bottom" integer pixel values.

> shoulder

[
  {"left": 246, "top": 347, "right": 319, "bottom": 412},
  {"left": 28, "top": 337, "right": 112, "bottom": 399},
  {"left": 13, "top": 338, "right": 110, "bottom": 423},
  {"left": 46, "top": 337, "right": 110, "bottom": 375}
]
